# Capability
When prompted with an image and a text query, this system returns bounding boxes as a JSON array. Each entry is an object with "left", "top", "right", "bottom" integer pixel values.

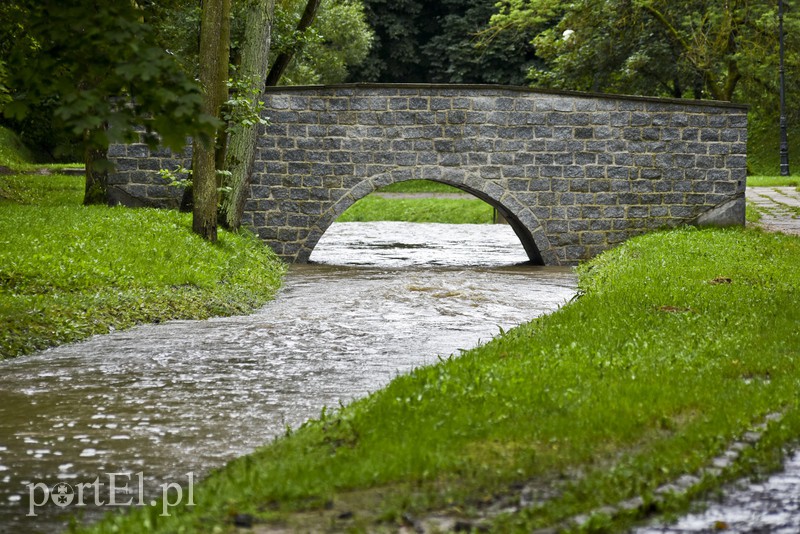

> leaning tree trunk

[
  {"left": 192, "top": 0, "right": 231, "bottom": 242},
  {"left": 219, "top": 0, "right": 276, "bottom": 230},
  {"left": 264, "top": 0, "right": 321, "bottom": 86}
]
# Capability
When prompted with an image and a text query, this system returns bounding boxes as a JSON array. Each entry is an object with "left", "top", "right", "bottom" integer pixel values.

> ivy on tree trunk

[{"left": 219, "top": 0, "right": 276, "bottom": 230}]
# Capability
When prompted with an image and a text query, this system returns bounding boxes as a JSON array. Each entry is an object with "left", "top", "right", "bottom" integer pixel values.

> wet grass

[
  {"left": 0, "top": 172, "right": 286, "bottom": 359},
  {"left": 377, "top": 179, "right": 463, "bottom": 194},
  {"left": 0, "top": 125, "right": 36, "bottom": 167},
  {"left": 80, "top": 226, "right": 800, "bottom": 533},
  {"left": 337, "top": 195, "right": 495, "bottom": 224},
  {"left": 745, "top": 202, "right": 763, "bottom": 223},
  {"left": 747, "top": 175, "right": 800, "bottom": 187}
]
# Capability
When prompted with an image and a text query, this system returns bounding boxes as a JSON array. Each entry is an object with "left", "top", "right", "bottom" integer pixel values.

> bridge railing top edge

[{"left": 262, "top": 83, "right": 749, "bottom": 111}]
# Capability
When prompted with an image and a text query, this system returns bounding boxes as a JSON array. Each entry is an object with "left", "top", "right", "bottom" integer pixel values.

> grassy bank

[
  {"left": 338, "top": 179, "right": 496, "bottom": 224},
  {"left": 377, "top": 179, "right": 463, "bottom": 194},
  {"left": 0, "top": 172, "right": 286, "bottom": 359},
  {"left": 338, "top": 195, "right": 494, "bottom": 224},
  {"left": 747, "top": 175, "right": 800, "bottom": 187},
  {"left": 0, "top": 126, "right": 35, "bottom": 167},
  {"left": 82, "top": 226, "right": 800, "bottom": 533},
  {"left": 746, "top": 121, "right": 799, "bottom": 177}
]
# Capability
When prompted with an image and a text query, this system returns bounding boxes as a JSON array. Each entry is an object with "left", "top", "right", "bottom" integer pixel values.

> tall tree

[
  {"left": 149, "top": 0, "right": 370, "bottom": 230},
  {"left": 0, "top": 1, "right": 214, "bottom": 204},
  {"left": 488, "top": 0, "right": 788, "bottom": 102},
  {"left": 219, "top": 0, "right": 276, "bottom": 230},
  {"left": 347, "top": 0, "right": 535, "bottom": 84},
  {"left": 221, "top": 0, "right": 373, "bottom": 229},
  {"left": 192, "top": 0, "right": 231, "bottom": 241}
]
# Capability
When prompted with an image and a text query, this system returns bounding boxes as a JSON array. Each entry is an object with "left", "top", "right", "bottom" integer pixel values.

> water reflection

[{"left": 0, "top": 222, "right": 576, "bottom": 532}]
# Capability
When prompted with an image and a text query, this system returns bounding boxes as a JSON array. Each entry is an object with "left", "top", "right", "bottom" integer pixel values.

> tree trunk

[
  {"left": 83, "top": 128, "right": 108, "bottom": 206},
  {"left": 219, "top": 0, "right": 276, "bottom": 230},
  {"left": 192, "top": 0, "right": 231, "bottom": 242},
  {"left": 265, "top": 0, "right": 321, "bottom": 86}
]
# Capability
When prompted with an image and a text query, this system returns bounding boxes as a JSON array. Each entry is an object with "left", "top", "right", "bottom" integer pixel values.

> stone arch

[{"left": 295, "top": 167, "right": 556, "bottom": 264}]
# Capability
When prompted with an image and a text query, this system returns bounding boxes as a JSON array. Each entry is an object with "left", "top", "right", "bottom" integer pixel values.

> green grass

[
  {"left": 747, "top": 175, "right": 800, "bottom": 187},
  {"left": 0, "top": 172, "right": 84, "bottom": 206},
  {"left": 0, "top": 172, "right": 286, "bottom": 359},
  {"left": 0, "top": 125, "right": 35, "bottom": 168},
  {"left": 745, "top": 202, "right": 763, "bottom": 223},
  {"left": 377, "top": 179, "right": 464, "bottom": 194},
  {"left": 81, "top": 226, "right": 800, "bottom": 533},
  {"left": 337, "top": 196, "right": 495, "bottom": 224}
]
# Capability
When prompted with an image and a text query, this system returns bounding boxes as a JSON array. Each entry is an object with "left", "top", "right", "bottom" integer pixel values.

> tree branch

[{"left": 265, "top": 0, "right": 321, "bottom": 86}]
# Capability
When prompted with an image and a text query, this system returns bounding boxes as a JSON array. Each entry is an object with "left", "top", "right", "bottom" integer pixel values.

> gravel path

[
  {"left": 641, "top": 451, "right": 800, "bottom": 533},
  {"left": 746, "top": 186, "right": 800, "bottom": 236}
]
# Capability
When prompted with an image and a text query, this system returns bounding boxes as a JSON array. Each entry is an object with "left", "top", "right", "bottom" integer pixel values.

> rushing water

[{"left": 0, "top": 221, "right": 577, "bottom": 533}]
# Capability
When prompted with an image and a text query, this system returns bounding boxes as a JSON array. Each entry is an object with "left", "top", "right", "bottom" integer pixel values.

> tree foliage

[
  {"left": 0, "top": 0, "right": 217, "bottom": 205},
  {"left": 271, "top": 0, "right": 373, "bottom": 85},
  {"left": 488, "top": 0, "right": 800, "bottom": 173},
  {"left": 425, "top": 0, "right": 540, "bottom": 85},
  {"left": 144, "top": 0, "right": 372, "bottom": 87},
  {"left": 1, "top": 1, "right": 213, "bottom": 153},
  {"left": 348, "top": 0, "right": 537, "bottom": 84},
  {"left": 489, "top": 0, "right": 800, "bottom": 105}
]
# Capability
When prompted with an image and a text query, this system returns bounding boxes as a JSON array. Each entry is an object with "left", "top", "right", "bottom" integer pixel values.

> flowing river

[{"left": 0, "top": 221, "right": 577, "bottom": 533}]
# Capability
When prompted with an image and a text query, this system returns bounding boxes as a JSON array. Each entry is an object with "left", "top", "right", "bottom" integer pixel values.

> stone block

[
  {"left": 503, "top": 166, "right": 526, "bottom": 179},
  {"left": 688, "top": 114, "right": 707, "bottom": 127},
  {"left": 108, "top": 144, "right": 127, "bottom": 157},
  {"left": 589, "top": 180, "right": 612, "bottom": 193},
  {"left": 670, "top": 205, "right": 696, "bottom": 218},
  {"left": 589, "top": 219, "right": 613, "bottom": 231},
  {"left": 480, "top": 166, "right": 501, "bottom": 179}
]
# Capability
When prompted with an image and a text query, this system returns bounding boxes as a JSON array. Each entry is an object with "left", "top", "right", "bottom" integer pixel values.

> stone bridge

[{"left": 108, "top": 84, "right": 748, "bottom": 265}]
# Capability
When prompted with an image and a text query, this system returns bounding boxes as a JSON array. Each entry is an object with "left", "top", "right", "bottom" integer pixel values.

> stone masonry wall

[{"left": 108, "top": 84, "right": 748, "bottom": 265}]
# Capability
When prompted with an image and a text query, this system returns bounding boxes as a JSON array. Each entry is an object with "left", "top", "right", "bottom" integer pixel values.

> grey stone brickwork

[
  {"left": 107, "top": 142, "right": 192, "bottom": 208},
  {"left": 108, "top": 84, "right": 748, "bottom": 265}
]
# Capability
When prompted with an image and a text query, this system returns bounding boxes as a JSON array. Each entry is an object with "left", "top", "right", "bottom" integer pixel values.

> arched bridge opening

[{"left": 302, "top": 174, "right": 550, "bottom": 265}]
